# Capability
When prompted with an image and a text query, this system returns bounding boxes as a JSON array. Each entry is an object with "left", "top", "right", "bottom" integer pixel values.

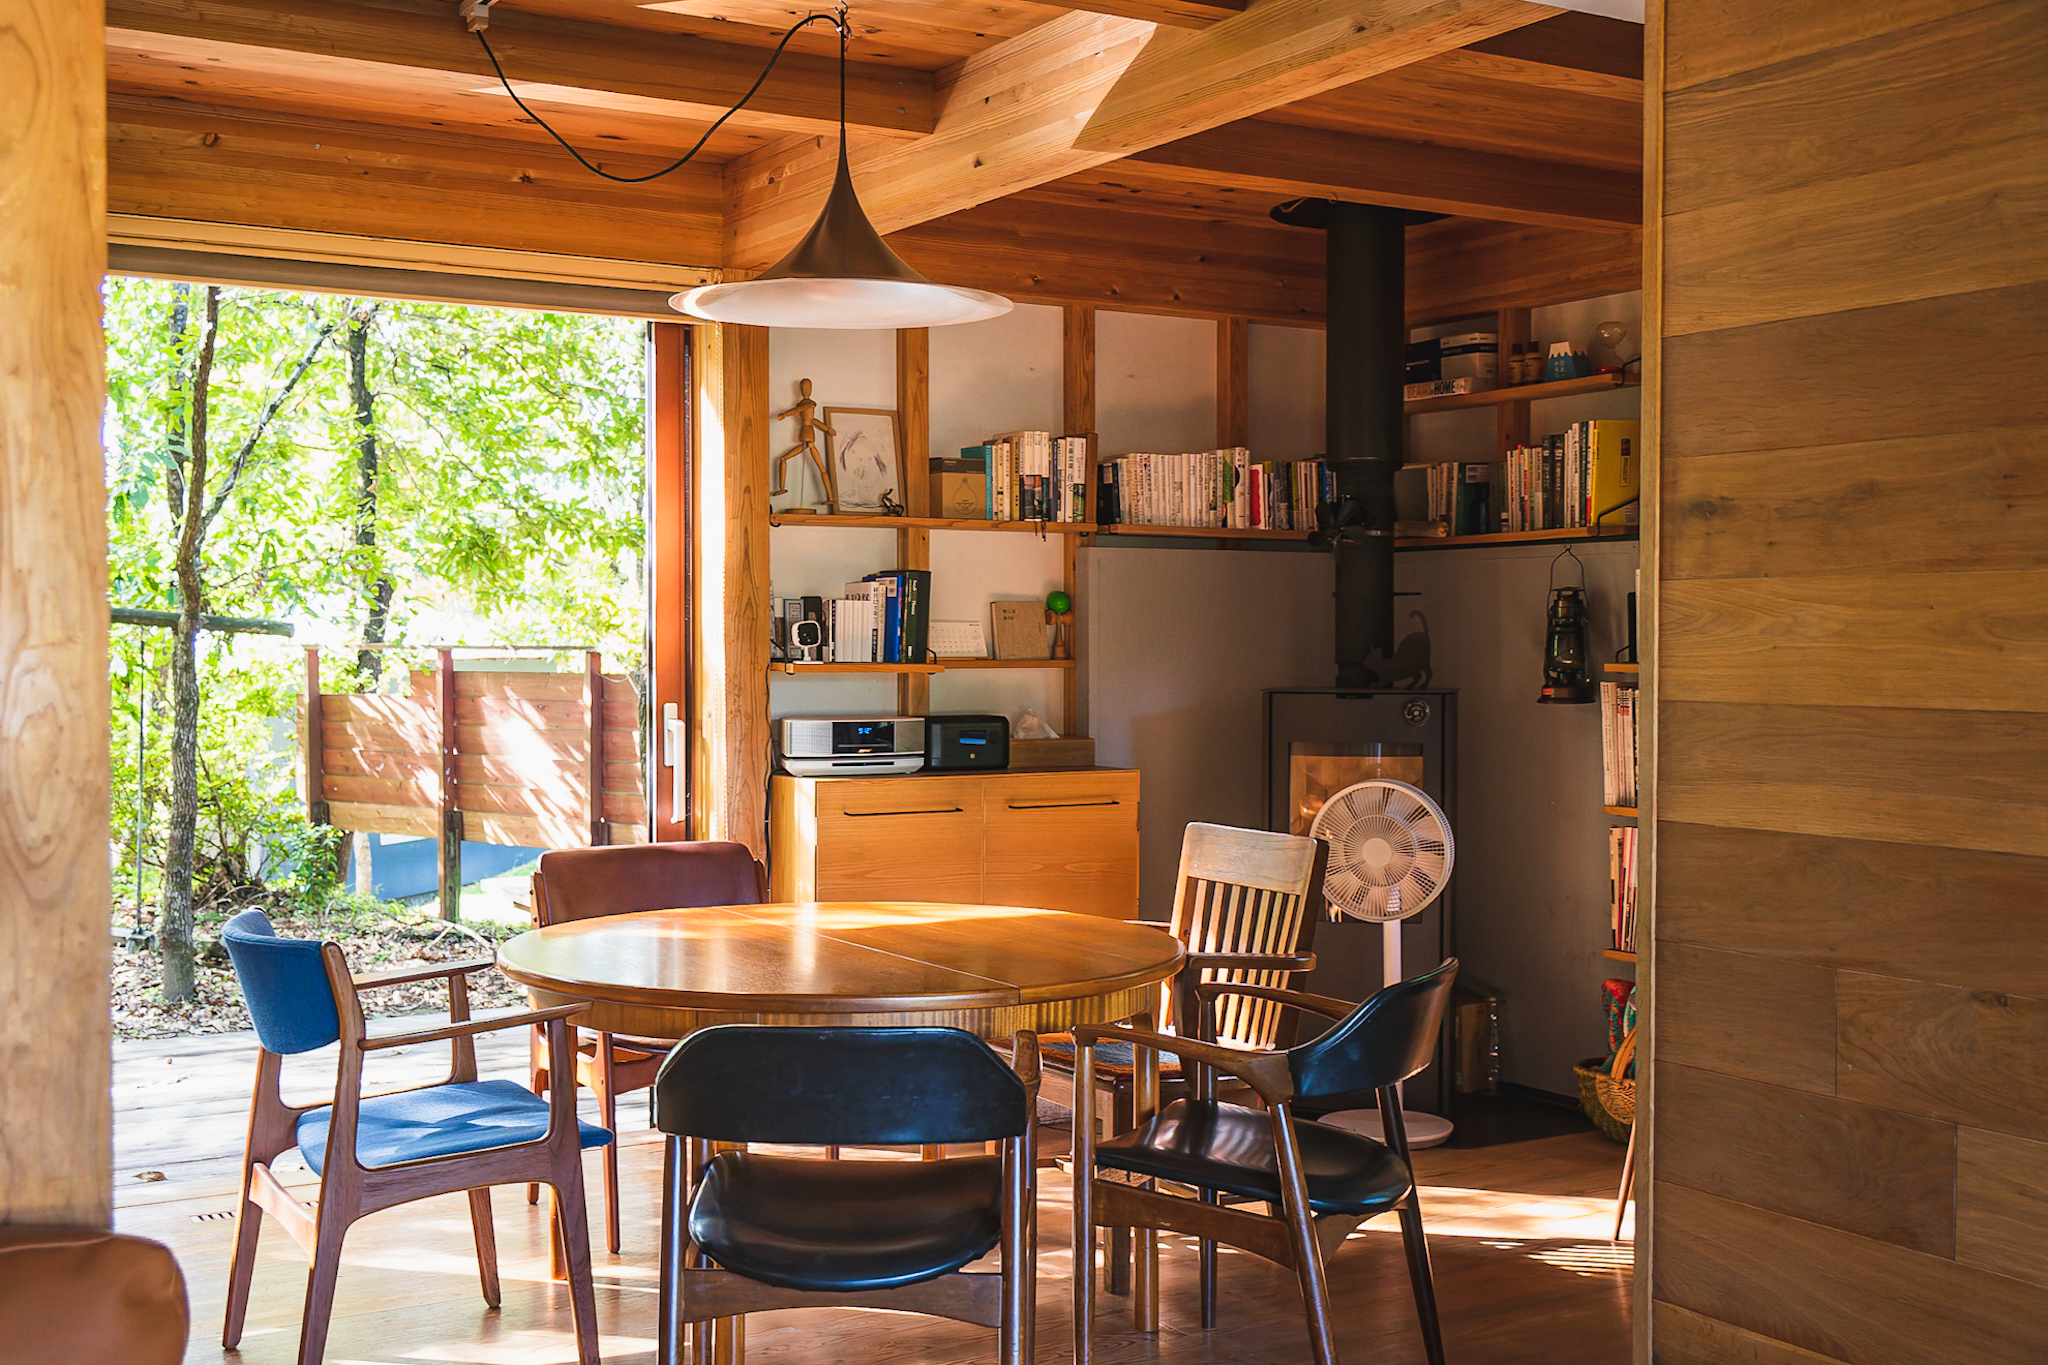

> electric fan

[{"left": 1308, "top": 778, "right": 1456, "bottom": 1148}]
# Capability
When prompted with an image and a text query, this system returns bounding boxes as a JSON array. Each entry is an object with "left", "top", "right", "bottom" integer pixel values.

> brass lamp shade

[{"left": 674, "top": 148, "right": 1011, "bottom": 329}]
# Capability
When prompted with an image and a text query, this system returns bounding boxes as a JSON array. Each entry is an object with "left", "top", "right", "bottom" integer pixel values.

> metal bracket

[{"left": 459, "top": 0, "right": 494, "bottom": 33}]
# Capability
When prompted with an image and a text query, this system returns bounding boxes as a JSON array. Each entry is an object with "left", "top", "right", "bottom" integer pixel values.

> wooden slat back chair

[
  {"left": 528, "top": 839, "right": 769, "bottom": 1251},
  {"left": 218, "top": 909, "right": 612, "bottom": 1365},
  {"left": 1041, "top": 822, "right": 1325, "bottom": 1296},
  {"left": 651, "top": 1026, "right": 1041, "bottom": 1365},
  {"left": 1070, "top": 958, "right": 1460, "bottom": 1365}
]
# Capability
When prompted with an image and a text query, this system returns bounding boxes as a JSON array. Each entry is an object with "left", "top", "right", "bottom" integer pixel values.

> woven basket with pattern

[{"left": 1574, "top": 1027, "right": 1637, "bottom": 1144}]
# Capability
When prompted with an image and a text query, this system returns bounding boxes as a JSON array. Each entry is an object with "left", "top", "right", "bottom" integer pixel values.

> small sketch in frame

[{"left": 823, "top": 407, "right": 902, "bottom": 514}]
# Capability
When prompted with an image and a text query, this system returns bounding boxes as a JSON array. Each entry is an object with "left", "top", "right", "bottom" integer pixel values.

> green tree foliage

[{"left": 103, "top": 279, "right": 645, "bottom": 998}]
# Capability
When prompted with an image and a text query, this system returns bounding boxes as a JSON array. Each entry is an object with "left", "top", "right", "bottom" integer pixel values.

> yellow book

[{"left": 1587, "top": 420, "right": 1642, "bottom": 530}]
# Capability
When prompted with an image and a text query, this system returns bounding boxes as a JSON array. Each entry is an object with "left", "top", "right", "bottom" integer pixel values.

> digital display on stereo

[{"left": 832, "top": 720, "right": 894, "bottom": 754}]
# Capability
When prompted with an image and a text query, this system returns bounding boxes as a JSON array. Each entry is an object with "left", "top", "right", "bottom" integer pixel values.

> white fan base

[{"left": 1318, "top": 1107, "right": 1455, "bottom": 1150}]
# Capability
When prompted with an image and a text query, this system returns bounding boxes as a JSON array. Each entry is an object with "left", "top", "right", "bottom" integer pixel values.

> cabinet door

[
  {"left": 982, "top": 771, "right": 1139, "bottom": 918},
  {"left": 813, "top": 777, "right": 986, "bottom": 903}
]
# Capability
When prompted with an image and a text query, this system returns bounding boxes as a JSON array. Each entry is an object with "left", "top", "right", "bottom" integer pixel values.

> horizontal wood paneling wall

[{"left": 1651, "top": 2, "right": 2048, "bottom": 1361}]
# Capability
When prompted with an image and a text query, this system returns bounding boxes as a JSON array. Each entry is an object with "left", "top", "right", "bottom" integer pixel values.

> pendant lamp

[{"left": 673, "top": 17, "right": 1011, "bottom": 328}]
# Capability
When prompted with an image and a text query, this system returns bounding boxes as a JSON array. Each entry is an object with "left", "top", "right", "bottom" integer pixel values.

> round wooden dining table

[{"left": 495, "top": 900, "right": 1185, "bottom": 1041}]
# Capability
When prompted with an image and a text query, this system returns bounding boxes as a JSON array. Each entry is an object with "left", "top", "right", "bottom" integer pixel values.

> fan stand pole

[{"left": 1319, "top": 921, "right": 1455, "bottom": 1149}]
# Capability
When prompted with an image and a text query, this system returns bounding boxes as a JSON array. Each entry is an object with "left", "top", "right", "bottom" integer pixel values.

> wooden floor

[{"left": 115, "top": 1026, "right": 1634, "bottom": 1365}]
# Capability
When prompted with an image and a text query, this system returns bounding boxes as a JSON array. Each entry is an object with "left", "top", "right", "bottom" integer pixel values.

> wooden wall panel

[
  {"left": 1652, "top": 5, "right": 2048, "bottom": 1354},
  {"left": 1652, "top": 944, "right": 1836, "bottom": 1094},
  {"left": 1654, "top": 1064, "right": 1956, "bottom": 1255},
  {"left": 1656, "top": 823, "right": 2048, "bottom": 998},
  {"left": 0, "top": 0, "right": 112, "bottom": 1228}
]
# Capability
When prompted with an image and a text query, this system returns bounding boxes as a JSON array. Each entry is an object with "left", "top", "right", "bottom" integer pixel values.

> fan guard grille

[{"left": 1308, "top": 779, "right": 1454, "bottom": 922}]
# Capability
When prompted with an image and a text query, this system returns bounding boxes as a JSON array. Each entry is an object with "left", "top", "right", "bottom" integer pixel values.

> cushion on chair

[
  {"left": 1038, "top": 1033, "right": 1183, "bottom": 1081},
  {"left": 296, "top": 1079, "right": 611, "bottom": 1174},
  {"left": 689, "top": 1151, "right": 1005, "bottom": 1293},
  {"left": 1094, "top": 1098, "right": 1413, "bottom": 1216},
  {"left": 0, "top": 1228, "right": 189, "bottom": 1365},
  {"left": 220, "top": 910, "right": 341, "bottom": 1055}
]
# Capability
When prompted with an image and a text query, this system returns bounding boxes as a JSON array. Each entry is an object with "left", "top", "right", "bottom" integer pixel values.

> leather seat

[
  {"left": 297, "top": 1079, "right": 611, "bottom": 1173},
  {"left": 1095, "top": 1098, "right": 1414, "bottom": 1216},
  {"left": 689, "top": 1151, "right": 1005, "bottom": 1292}
]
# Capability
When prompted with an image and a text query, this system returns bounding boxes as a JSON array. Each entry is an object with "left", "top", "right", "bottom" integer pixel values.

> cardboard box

[{"left": 929, "top": 455, "right": 988, "bottom": 519}]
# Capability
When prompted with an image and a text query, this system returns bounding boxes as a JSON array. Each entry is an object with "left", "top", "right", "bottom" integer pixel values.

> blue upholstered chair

[{"left": 219, "top": 909, "right": 613, "bottom": 1365}]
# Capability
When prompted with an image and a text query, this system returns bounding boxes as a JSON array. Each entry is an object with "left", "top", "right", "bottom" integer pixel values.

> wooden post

[
  {"left": 649, "top": 322, "right": 690, "bottom": 842},
  {"left": 1217, "top": 317, "right": 1250, "bottom": 449},
  {"left": 688, "top": 323, "right": 771, "bottom": 857},
  {"left": 0, "top": 0, "right": 111, "bottom": 1227},
  {"left": 897, "top": 328, "right": 932, "bottom": 717},
  {"left": 436, "top": 648, "right": 463, "bottom": 920},
  {"left": 1495, "top": 306, "right": 1532, "bottom": 459},
  {"left": 302, "top": 645, "right": 328, "bottom": 827},
  {"left": 1063, "top": 306, "right": 1096, "bottom": 738},
  {"left": 586, "top": 650, "right": 609, "bottom": 847}
]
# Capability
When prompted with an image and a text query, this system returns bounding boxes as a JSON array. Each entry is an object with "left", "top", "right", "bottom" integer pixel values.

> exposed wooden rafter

[
  {"left": 724, "top": 0, "right": 1555, "bottom": 269},
  {"left": 105, "top": 0, "right": 937, "bottom": 138},
  {"left": 1055, "top": 0, "right": 1250, "bottom": 28}
]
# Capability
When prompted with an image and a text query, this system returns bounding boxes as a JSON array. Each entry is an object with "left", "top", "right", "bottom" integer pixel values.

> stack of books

[
  {"left": 779, "top": 569, "right": 931, "bottom": 663},
  {"left": 1501, "top": 419, "right": 1640, "bottom": 532},
  {"left": 1609, "top": 825, "right": 1639, "bottom": 954},
  {"left": 956, "top": 432, "right": 1090, "bottom": 522},
  {"left": 1600, "top": 681, "right": 1639, "bottom": 808},
  {"left": 1096, "top": 451, "right": 1331, "bottom": 531},
  {"left": 1419, "top": 462, "right": 1496, "bottom": 536}
]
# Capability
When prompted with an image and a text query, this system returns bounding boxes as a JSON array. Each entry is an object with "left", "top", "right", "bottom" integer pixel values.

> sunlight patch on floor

[{"left": 1353, "top": 1185, "right": 1626, "bottom": 1240}]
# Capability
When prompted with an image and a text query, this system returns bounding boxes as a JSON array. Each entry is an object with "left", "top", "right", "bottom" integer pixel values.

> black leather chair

[
  {"left": 651, "top": 1026, "right": 1040, "bottom": 1365},
  {"left": 1070, "top": 959, "right": 1459, "bottom": 1365}
]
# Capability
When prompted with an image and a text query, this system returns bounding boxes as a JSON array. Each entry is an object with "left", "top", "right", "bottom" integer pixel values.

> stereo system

[{"left": 774, "top": 714, "right": 1011, "bottom": 777}]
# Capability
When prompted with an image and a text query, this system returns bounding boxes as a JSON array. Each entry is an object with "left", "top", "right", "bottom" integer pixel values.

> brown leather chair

[
  {"left": 528, "top": 840, "right": 770, "bottom": 1251},
  {"left": 0, "top": 1227, "right": 188, "bottom": 1365}
]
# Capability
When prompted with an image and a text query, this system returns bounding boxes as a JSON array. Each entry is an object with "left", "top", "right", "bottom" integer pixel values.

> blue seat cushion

[
  {"left": 297, "top": 1079, "right": 611, "bottom": 1175},
  {"left": 1095, "top": 1098, "right": 1412, "bottom": 1216}
]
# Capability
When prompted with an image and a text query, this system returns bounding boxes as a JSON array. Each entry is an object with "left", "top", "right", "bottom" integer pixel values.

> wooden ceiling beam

[
  {"left": 1463, "top": 10, "right": 1643, "bottom": 80},
  {"left": 725, "top": 0, "right": 1553, "bottom": 269},
  {"left": 104, "top": 0, "right": 936, "bottom": 137},
  {"left": 1054, "top": 0, "right": 1250, "bottom": 30},
  {"left": 1127, "top": 118, "right": 1641, "bottom": 230}
]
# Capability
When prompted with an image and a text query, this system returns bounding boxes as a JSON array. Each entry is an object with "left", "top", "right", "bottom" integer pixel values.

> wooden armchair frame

[
  {"left": 1072, "top": 983, "right": 1444, "bottom": 1365},
  {"left": 656, "top": 1033, "right": 1043, "bottom": 1365},
  {"left": 224, "top": 951, "right": 605, "bottom": 1365}
]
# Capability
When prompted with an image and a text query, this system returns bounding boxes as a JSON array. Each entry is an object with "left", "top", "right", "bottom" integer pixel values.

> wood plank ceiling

[{"left": 104, "top": 0, "right": 1644, "bottom": 322}]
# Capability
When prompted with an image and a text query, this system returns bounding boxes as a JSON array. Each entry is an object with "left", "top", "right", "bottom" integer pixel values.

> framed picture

[{"left": 823, "top": 406, "right": 902, "bottom": 514}]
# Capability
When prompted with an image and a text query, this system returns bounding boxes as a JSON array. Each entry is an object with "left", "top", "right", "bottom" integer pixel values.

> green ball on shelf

[{"left": 1045, "top": 590, "right": 1072, "bottom": 615}]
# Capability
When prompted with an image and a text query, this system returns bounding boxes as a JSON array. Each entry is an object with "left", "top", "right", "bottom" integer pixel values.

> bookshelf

[
  {"left": 1602, "top": 661, "right": 1641, "bottom": 968},
  {"left": 1404, "top": 371, "right": 1638, "bottom": 415},
  {"left": 1603, "top": 950, "right": 1638, "bottom": 964}
]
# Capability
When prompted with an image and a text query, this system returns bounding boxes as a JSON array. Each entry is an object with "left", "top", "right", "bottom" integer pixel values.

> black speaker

[{"left": 923, "top": 714, "right": 1010, "bottom": 772}]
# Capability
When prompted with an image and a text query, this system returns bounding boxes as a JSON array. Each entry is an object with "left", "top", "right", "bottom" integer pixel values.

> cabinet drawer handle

[
  {"left": 1006, "top": 799, "right": 1122, "bottom": 811},
  {"left": 843, "top": 806, "right": 966, "bottom": 818}
]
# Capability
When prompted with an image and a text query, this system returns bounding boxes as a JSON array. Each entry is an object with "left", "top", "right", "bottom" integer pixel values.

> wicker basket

[{"left": 1574, "top": 1028, "right": 1637, "bottom": 1144}]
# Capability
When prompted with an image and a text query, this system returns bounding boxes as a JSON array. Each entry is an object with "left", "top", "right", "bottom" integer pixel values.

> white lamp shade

[{"left": 673, "top": 277, "right": 1011, "bottom": 329}]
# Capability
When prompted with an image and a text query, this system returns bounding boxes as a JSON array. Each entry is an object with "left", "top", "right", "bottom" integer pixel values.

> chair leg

[
  {"left": 221, "top": 1163, "right": 264, "bottom": 1348},
  {"left": 552, "top": 1168, "right": 603, "bottom": 1365},
  {"left": 1072, "top": 1055, "right": 1098, "bottom": 1365},
  {"left": 469, "top": 1186, "right": 502, "bottom": 1308},
  {"left": 659, "top": 1136, "right": 687, "bottom": 1365},
  {"left": 597, "top": 1034, "right": 622, "bottom": 1254},
  {"left": 1397, "top": 1199, "right": 1446, "bottom": 1365},
  {"left": 296, "top": 1209, "right": 350, "bottom": 1365},
  {"left": 1199, "top": 1189, "right": 1220, "bottom": 1331},
  {"left": 1613, "top": 1124, "right": 1638, "bottom": 1241},
  {"left": 530, "top": 1026, "right": 549, "bottom": 1206},
  {"left": 1106, "top": 1081, "right": 1133, "bottom": 1296},
  {"left": 1273, "top": 1108, "right": 1340, "bottom": 1365}
]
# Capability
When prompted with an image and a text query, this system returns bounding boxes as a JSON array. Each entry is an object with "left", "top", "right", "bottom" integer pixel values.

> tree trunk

[
  {"left": 347, "top": 306, "right": 394, "bottom": 681},
  {"left": 159, "top": 286, "right": 220, "bottom": 1004}
]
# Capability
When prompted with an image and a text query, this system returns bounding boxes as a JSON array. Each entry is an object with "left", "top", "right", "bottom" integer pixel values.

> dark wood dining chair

[
  {"left": 218, "top": 909, "right": 612, "bottom": 1365},
  {"left": 1039, "top": 821, "right": 1326, "bottom": 1293},
  {"left": 1070, "top": 958, "right": 1460, "bottom": 1365},
  {"left": 650, "top": 1025, "right": 1040, "bottom": 1365},
  {"left": 527, "top": 839, "right": 769, "bottom": 1251}
]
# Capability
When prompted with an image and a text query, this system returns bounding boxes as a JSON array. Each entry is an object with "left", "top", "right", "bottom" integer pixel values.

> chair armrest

[
  {"left": 359, "top": 1003, "right": 588, "bottom": 1052},
  {"left": 352, "top": 958, "right": 496, "bottom": 991},
  {"left": 1009, "top": 1031, "right": 1042, "bottom": 1095},
  {"left": 1070, "top": 1023, "right": 1294, "bottom": 1104},
  {"left": 1194, "top": 982, "right": 1357, "bottom": 1021},
  {"left": 1181, "top": 951, "right": 1317, "bottom": 974}
]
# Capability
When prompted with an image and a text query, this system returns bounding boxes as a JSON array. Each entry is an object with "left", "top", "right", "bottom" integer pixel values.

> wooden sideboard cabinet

[{"left": 769, "top": 768, "right": 1140, "bottom": 918}]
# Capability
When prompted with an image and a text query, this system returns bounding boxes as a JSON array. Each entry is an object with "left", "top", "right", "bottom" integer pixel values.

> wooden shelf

[
  {"left": 1396, "top": 526, "right": 1640, "bottom": 551},
  {"left": 1603, "top": 662, "right": 1640, "bottom": 674},
  {"left": 1604, "top": 805, "right": 1639, "bottom": 818},
  {"left": 1603, "top": 949, "right": 1637, "bottom": 964},
  {"left": 771, "top": 512, "right": 1094, "bottom": 535},
  {"left": 939, "top": 657, "right": 1076, "bottom": 669},
  {"left": 1405, "top": 373, "right": 1639, "bottom": 415},
  {"left": 1092, "top": 523, "right": 1312, "bottom": 541},
  {"left": 770, "top": 662, "right": 944, "bottom": 676}
]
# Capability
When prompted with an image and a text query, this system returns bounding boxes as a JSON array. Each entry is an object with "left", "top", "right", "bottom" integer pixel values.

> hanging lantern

[{"left": 1539, "top": 548, "right": 1595, "bottom": 705}]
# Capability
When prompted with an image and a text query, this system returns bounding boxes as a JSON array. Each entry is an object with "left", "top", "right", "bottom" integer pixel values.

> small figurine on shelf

[
  {"left": 773, "top": 378, "right": 837, "bottom": 506},
  {"left": 1044, "top": 589, "right": 1074, "bottom": 660}
]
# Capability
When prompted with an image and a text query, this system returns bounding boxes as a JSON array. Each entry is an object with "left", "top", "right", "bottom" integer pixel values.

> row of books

[
  {"left": 1600, "top": 681, "right": 1639, "bottom": 808},
  {"left": 1609, "top": 825, "right": 1639, "bottom": 954},
  {"left": 945, "top": 432, "right": 1092, "bottom": 523},
  {"left": 1095, "top": 451, "right": 1333, "bottom": 531},
  {"left": 1502, "top": 420, "right": 1640, "bottom": 532},
  {"left": 776, "top": 569, "right": 932, "bottom": 664}
]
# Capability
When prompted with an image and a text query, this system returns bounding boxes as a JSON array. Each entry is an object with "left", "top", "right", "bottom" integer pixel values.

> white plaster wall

[
  {"left": 1249, "top": 324, "right": 1326, "bottom": 459},
  {"left": 1097, "top": 312, "right": 1217, "bottom": 456}
]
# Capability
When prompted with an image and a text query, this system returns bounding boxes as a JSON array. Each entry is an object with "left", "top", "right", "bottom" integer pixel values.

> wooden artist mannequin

[{"left": 774, "top": 378, "right": 836, "bottom": 505}]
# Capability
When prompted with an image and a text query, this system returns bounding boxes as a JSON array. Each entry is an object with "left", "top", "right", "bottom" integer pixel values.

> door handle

[
  {"left": 1006, "top": 799, "right": 1122, "bottom": 811},
  {"left": 843, "top": 806, "right": 966, "bottom": 818}
]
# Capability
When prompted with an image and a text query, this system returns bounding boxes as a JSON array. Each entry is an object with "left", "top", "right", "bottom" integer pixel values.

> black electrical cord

[{"left": 472, "top": 8, "right": 847, "bottom": 185}]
